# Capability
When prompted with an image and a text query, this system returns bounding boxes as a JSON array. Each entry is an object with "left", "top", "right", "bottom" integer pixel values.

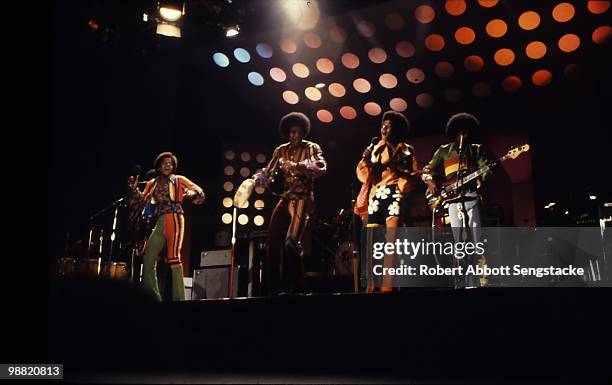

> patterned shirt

[
  {"left": 152, "top": 178, "right": 184, "bottom": 216},
  {"left": 265, "top": 140, "right": 327, "bottom": 200}
]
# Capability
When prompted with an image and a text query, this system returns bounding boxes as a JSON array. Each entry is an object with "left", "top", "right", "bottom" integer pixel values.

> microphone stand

[
  {"left": 349, "top": 184, "right": 359, "bottom": 293},
  {"left": 455, "top": 133, "right": 469, "bottom": 288}
]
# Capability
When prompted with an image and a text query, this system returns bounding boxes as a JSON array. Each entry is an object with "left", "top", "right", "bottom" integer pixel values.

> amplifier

[
  {"left": 192, "top": 266, "right": 240, "bottom": 300},
  {"left": 200, "top": 249, "right": 231, "bottom": 267}
]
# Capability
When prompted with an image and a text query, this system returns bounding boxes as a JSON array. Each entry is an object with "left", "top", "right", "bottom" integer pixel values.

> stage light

[
  {"left": 414, "top": 5, "right": 435, "bottom": 23},
  {"left": 494, "top": 48, "right": 515, "bottom": 66},
  {"left": 425, "top": 34, "right": 445, "bottom": 51},
  {"left": 238, "top": 214, "right": 249, "bottom": 225},
  {"left": 328, "top": 83, "right": 346, "bottom": 97},
  {"left": 464, "top": 55, "right": 484, "bottom": 72},
  {"left": 143, "top": 13, "right": 149, "bottom": 22},
  {"left": 486, "top": 19, "right": 507, "bottom": 38},
  {"left": 389, "top": 98, "right": 407, "bottom": 112},
  {"left": 305, "top": 87, "right": 322, "bottom": 101},
  {"left": 225, "top": 150, "right": 235, "bottom": 160},
  {"left": 240, "top": 152, "right": 251, "bottom": 162},
  {"left": 552, "top": 3, "right": 575, "bottom": 23},
  {"left": 406, "top": 68, "right": 425, "bottom": 84},
  {"left": 304, "top": 32, "right": 322, "bottom": 48},
  {"left": 292, "top": 63, "right": 310, "bottom": 78},
  {"left": 255, "top": 186, "right": 265, "bottom": 195},
  {"left": 256, "top": 154, "right": 267, "bottom": 163},
  {"left": 395, "top": 41, "right": 415, "bottom": 58},
  {"left": 315, "top": 58, "right": 334, "bottom": 74},
  {"left": 545, "top": 202, "right": 556, "bottom": 209},
  {"left": 341, "top": 53, "right": 360, "bottom": 69},
  {"left": 316, "top": 109, "right": 333, "bottom": 123},
  {"left": 223, "top": 182, "right": 234, "bottom": 192},
  {"left": 379, "top": 73, "right": 398, "bottom": 89},
  {"left": 233, "top": 48, "right": 251, "bottom": 63},
  {"left": 532, "top": 70, "right": 552, "bottom": 86},
  {"left": 434, "top": 61, "right": 454, "bottom": 78},
  {"left": 445, "top": 0, "right": 466, "bottom": 16},
  {"left": 226, "top": 25, "right": 240, "bottom": 37},
  {"left": 315, "top": 83, "right": 326, "bottom": 89},
  {"left": 364, "top": 102, "right": 382, "bottom": 116},
  {"left": 526, "top": 41, "right": 547, "bottom": 59},
  {"left": 587, "top": 1, "right": 610, "bottom": 14},
  {"left": 247, "top": 72, "right": 264, "bottom": 86},
  {"left": 270, "top": 68, "right": 287, "bottom": 82},
  {"left": 353, "top": 78, "right": 371, "bottom": 93},
  {"left": 254, "top": 216, "right": 265, "bottom": 226},
  {"left": 558, "top": 34, "right": 580, "bottom": 52},
  {"left": 416, "top": 93, "right": 434, "bottom": 108},
  {"left": 240, "top": 167, "right": 251, "bottom": 177},
  {"left": 368, "top": 48, "right": 387, "bottom": 64},
  {"left": 455, "top": 27, "right": 475, "bottom": 45},
  {"left": 223, "top": 198, "right": 233, "bottom": 208},
  {"left": 159, "top": 5, "right": 183, "bottom": 22},
  {"left": 518, "top": 11, "right": 540, "bottom": 31},
  {"left": 472, "top": 82, "right": 492, "bottom": 98},
  {"left": 213, "top": 52, "right": 230, "bottom": 68},
  {"left": 254, "top": 200, "right": 265, "bottom": 210},
  {"left": 590, "top": 195, "right": 597, "bottom": 200},
  {"left": 340, "top": 106, "right": 357, "bottom": 120},
  {"left": 502, "top": 76, "right": 522, "bottom": 92},
  {"left": 565, "top": 211, "right": 570, "bottom": 215},
  {"left": 256, "top": 43, "right": 273, "bottom": 58},
  {"left": 280, "top": 38, "right": 297, "bottom": 54},
  {"left": 222, "top": 213, "right": 233, "bottom": 224},
  {"left": 224, "top": 166, "right": 235, "bottom": 176},
  {"left": 156, "top": 22, "right": 181, "bottom": 38},
  {"left": 357, "top": 20, "right": 375, "bottom": 37},
  {"left": 592, "top": 26, "right": 612, "bottom": 44},
  {"left": 282, "top": 90, "right": 299, "bottom": 104},
  {"left": 478, "top": 0, "right": 498, "bottom": 8},
  {"left": 282, "top": 0, "right": 320, "bottom": 31}
]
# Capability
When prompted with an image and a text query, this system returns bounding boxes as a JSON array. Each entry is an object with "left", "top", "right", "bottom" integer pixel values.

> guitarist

[
  {"left": 255, "top": 112, "right": 327, "bottom": 295},
  {"left": 421, "top": 113, "right": 492, "bottom": 288}
]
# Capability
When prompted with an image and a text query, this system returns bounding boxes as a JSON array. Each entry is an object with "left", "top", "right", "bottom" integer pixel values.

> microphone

[{"left": 363, "top": 136, "right": 380, "bottom": 159}]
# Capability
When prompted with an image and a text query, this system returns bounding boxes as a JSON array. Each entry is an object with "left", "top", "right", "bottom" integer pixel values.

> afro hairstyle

[
  {"left": 279, "top": 112, "right": 311, "bottom": 138},
  {"left": 381, "top": 110, "right": 410, "bottom": 141},
  {"left": 445, "top": 112, "right": 480, "bottom": 138}
]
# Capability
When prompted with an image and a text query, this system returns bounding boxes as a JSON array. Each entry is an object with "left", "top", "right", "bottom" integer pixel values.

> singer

[
  {"left": 421, "top": 113, "right": 492, "bottom": 288},
  {"left": 355, "top": 111, "right": 420, "bottom": 292},
  {"left": 255, "top": 112, "right": 327, "bottom": 295},
  {"left": 128, "top": 152, "right": 205, "bottom": 301}
]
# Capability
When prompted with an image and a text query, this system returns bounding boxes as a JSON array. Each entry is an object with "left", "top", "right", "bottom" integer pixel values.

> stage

[{"left": 48, "top": 278, "right": 611, "bottom": 383}]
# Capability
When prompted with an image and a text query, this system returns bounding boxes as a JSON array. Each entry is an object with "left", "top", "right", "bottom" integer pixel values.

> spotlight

[
  {"left": 158, "top": 1, "right": 184, "bottom": 22},
  {"left": 589, "top": 195, "right": 597, "bottom": 200},
  {"left": 565, "top": 211, "right": 570, "bottom": 215},
  {"left": 156, "top": 1, "right": 185, "bottom": 38},
  {"left": 226, "top": 25, "right": 240, "bottom": 37},
  {"left": 544, "top": 202, "right": 556, "bottom": 209},
  {"left": 315, "top": 82, "right": 325, "bottom": 89}
]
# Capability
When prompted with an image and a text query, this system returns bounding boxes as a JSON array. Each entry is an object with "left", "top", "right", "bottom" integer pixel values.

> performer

[
  {"left": 355, "top": 111, "right": 420, "bottom": 292},
  {"left": 254, "top": 112, "right": 327, "bottom": 295},
  {"left": 128, "top": 152, "right": 205, "bottom": 301},
  {"left": 421, "top": 112, "right": 491, "bottom": 288}
]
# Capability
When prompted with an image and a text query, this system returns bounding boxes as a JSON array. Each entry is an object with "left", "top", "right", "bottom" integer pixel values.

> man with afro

[{"left": 255, "top": 112, "right": 327, "bottom": 295}]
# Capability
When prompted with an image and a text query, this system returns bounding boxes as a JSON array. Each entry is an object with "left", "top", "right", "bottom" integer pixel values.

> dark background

[{"left": 52, "top": 0, "right": 611, "bottom": 270}]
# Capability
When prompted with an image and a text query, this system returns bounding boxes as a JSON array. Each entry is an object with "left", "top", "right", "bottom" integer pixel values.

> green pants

[{"left": 141, "top": 214, "right": 186, "bottom": 301}]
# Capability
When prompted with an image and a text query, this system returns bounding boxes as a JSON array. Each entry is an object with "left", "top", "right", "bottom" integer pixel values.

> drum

[
  {"left": 76, "top": 258, "right": 100, "bottom": 278},
  {"left": 334, "top": 241, "right": 356, "bottom": 276},
  {"left": 56, "top": 257, "right": 76, "bottom": 278},
  {"left": 100, "top": 261, "right": 129, "bottom": 281}
]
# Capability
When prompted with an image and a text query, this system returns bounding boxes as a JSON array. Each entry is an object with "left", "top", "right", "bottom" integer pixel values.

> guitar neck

[{"left": 446, "top": 155, "right": 510, "bottom": 191}]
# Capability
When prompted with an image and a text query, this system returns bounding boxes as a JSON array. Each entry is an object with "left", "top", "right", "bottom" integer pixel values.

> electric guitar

[{"left": 426, "top": 144, "right": 530, "bottom": 211}]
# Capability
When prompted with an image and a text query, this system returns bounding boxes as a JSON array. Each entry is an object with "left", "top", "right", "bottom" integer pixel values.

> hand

[
  {"left": 127, "top": 176, "right": 139, "bottom": 191},
  {"left": 362, "top": 146, "right": 373, "bottom": 160},
  {"left": 426, "top": 182, "right": 438, "bottom": 196},
  {"left": 184, "top": 189, "right": 196, "bottom": 199},
  {"left": 476, "top": 178, "right": 482, "bottom": 189}
]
